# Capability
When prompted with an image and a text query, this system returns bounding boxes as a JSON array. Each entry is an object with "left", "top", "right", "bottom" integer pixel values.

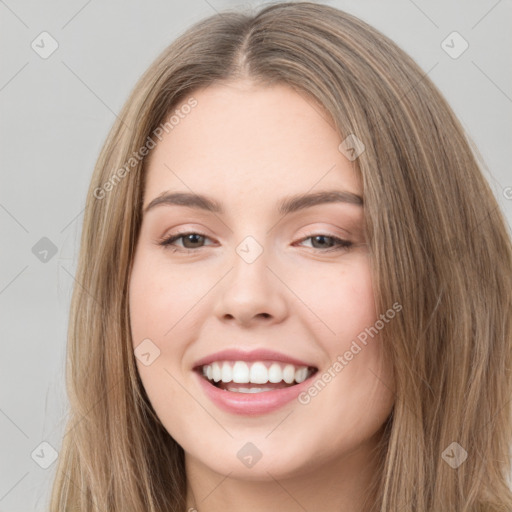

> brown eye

[
  {"left": 180, "top": 233, "right": 206, "bottom": 248},
  {"left": 296, "top": 234, "right": 353, "bottom": 252},
  {"left": 159, "top": 232, "right": 213, "bottom": 251},
  {"left": 310, "top": 235, "right": 336, "bottom": 249}
]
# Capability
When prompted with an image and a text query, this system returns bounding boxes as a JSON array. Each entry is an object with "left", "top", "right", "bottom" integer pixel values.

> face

[{"left": 129, "top": 80, "right": 395, "bottom": 481}]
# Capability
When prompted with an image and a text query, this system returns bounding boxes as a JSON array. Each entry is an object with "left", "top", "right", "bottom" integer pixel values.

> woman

[{"left": 50, "top": 2, "right": 512, "bottom": 511}]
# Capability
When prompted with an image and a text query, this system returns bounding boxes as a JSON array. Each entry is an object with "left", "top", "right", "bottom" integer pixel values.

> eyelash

[{"left": 157, "top": 231, "right": 353, "bottom": 253}]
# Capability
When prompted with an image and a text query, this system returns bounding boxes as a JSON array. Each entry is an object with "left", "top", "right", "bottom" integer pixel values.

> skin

[{"left": 129, "top": 80, "right": 395, "bottom": 512}]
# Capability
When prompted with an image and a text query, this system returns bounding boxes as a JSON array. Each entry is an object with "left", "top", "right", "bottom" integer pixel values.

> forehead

[{"left": 143, "top": 81, "right": 361, "bottom": 207}]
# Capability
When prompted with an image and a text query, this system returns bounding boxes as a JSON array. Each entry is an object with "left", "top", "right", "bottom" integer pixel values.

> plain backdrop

[{"left": 1, "top": 1, "right": 511, "bottom": 510}]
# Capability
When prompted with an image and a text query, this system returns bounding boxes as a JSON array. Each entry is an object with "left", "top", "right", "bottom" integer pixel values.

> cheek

[
  {"left": 128, "top": 254, "right": 200, "bottom": 422},
  {"left": 290, "top": 256, "right": 376, "bottom": 346},
  {"left": 128, "top": 255, "right": 205, "bottom": 346}
]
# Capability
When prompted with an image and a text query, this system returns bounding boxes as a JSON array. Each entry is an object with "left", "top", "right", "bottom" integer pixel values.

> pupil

[
  {"left": 184, "top": 234, "right": 203, "bottom": 248},
  {"left": 313, "top": 235, "right": 331, "bottom": 248}
]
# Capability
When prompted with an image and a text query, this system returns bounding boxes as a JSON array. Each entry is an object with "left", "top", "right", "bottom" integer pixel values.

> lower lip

[{"left": 195, "top": 371, "right": 316, "bottom": 415}]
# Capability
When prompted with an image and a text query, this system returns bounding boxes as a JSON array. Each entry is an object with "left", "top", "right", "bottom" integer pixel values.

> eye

[
  {"left": 157, "top": 231, "right": 354, "bottom": 253},
  {"left": 158, "top": 231, "right": 214, "bottom": 252},
  {"left": 295, "top": 233, "right": 353, "bottom": 252}
]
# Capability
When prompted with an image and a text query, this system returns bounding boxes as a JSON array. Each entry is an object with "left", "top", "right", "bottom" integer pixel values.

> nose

[{"left": 213, "top": 248, "right": 289, "bottom": 328}]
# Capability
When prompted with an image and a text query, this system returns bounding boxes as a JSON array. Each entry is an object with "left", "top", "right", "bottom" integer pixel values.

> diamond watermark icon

[
  {"left": 236, "top": 236, "right": 263, "bottom": 264},
  {"left": 134, "top": 338, "right": 161, "bottom": 366},
  {"left": 441, "top": 441, "right": 468, "bottom": 469},
  {"left": 338, "top": 134, "right": 365, "bottom": 161},
  {"left": 32, "top": 237, "right": 58, "bottom": 263},
  {"left": 237, "top": 442, "right": 263, "bottom": 468},
  {"left": 31, "top": 31, "right": 59, "bottom": 59},
  {"left": 31, "top": 441, "right": 58, "bottom": 469},
  {"left": 441, "top": 31, "right": 469, "bottom": 59}
]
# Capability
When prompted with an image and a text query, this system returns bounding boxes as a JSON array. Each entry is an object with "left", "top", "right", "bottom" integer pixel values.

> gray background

[{"left": 1, "top": 1, "right": 511, "bottom": 510}]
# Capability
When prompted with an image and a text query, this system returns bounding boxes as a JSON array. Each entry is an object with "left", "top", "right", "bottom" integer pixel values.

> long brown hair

[{"left": 50, "top": 2, "right": 512, "bottom": 510}]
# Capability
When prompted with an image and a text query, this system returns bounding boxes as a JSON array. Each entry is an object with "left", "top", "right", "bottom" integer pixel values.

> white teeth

[
  {"left": 200, "top": 360, "right": 314, "bottom": 385},
  {"left": 294, "top": 367, "right": 308, "bottom": 383},
  {"left": 221, "top": 362, "right": 232, "bottom": 382},
  {"left": 212, "top": 362, "right": 222, "bottom": 382},
  {"left": 283, "top": 364, "right": 295, "bottom": 384},
  {"left": 232, "top": 361, "right": 250, "bottom": 383},
  {"left": 249, "top": 362, "right": 268, "bottom": 384},
  {"left": 227, "top": 387, "right": 276, "bottom": 393},
  {"left": 268, "top": 363, "right": 282, "bottom": 383}
]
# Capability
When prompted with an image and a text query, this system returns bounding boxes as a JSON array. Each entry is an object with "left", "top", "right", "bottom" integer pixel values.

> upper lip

[{"left": 193, "top": 348, "right": 317, "bottom": 370}]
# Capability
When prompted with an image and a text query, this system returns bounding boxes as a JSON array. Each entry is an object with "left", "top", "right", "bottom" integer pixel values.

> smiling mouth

[{"left": 196, "top": 360, "right": 318, "bottom": 393}]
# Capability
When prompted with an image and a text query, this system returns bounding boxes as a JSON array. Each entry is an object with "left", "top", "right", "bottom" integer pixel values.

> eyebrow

[{"left": 143, "top": 189, "right": 363, "bottom": 216}]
